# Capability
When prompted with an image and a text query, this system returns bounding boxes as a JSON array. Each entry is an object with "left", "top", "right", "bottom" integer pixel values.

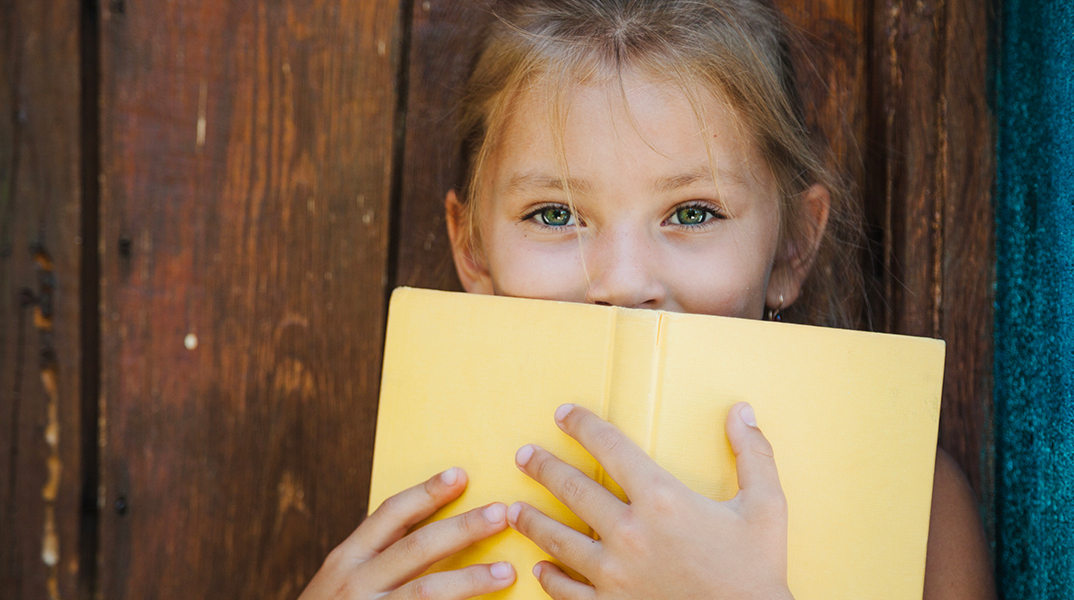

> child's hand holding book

[
  {"left": 509, "top": 402, "right": 793, "bottom": 600},
  {"left": 297, "top": 468, "right": 516, "bottom": 600},
  {"left": 362, "top": 289, "right": 945, "bottom": 600},
  {"left": 298, "top": 399, "right": 795, "bottom": 600}
]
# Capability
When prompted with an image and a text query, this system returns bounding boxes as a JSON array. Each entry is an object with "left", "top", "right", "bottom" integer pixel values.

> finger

[
  {"left": 386, "top": 562, "right": 516, "bottom": 600},
  {"left": 553, "top": 404, "right": 669, "bottom": 497},
  {"left": 515, "top": 443, "right": 624, "bottom": 535},
  {"left": 507, "top": 501, "right": 600, "bottom": 576},
  {"left": 369, "top": 502, "right": 510, "bottom": 590},
  {"left": 532, "top": 561, "right": 595, "bottom": 600},
  {"left": 725, "top": 403, "right": 785, "bottom": 510},
  {"left": 347, "top": 468, "right": 468, "bottom": 560}
]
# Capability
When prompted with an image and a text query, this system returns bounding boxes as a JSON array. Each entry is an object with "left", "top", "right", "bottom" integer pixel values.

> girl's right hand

[{"left": 299, "top": 468, "right": 515, "bottom": 600}]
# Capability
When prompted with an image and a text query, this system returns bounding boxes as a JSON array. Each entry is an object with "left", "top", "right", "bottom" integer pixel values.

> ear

[
  {"left": 766, "top": 183, "right": 830, "bottom": 309},
  {"left": 445, "top": 189, "right": 495, "bottom": 295}
]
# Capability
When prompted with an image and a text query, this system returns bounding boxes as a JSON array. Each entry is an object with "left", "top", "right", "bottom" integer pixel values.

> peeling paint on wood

[
  {"left": 1, "top": 3, "right": 84, "bottom": 590},
  {"left": 36, "top": 255, "right": 64, "bottom": 597},
  {"left": 42, "top": 505, "right": 60, "bottom": 568}
]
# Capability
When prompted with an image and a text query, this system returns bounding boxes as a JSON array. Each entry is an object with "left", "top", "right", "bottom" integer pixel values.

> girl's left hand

[{"left": 507, "top": 402, "right": 793, "bottom": 600}]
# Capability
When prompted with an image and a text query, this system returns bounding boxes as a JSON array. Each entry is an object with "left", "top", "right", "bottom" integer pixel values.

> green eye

[
  {"left": 672, "top": 206, "right": 709, "bottom": 225},
  {"left": 539, "top": 206, "right": 574, "bottom": 227}
]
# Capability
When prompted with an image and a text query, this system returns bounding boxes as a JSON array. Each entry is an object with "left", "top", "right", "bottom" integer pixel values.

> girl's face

[{"left": 448, "top": 74, "right": 821, "bottom": 319}]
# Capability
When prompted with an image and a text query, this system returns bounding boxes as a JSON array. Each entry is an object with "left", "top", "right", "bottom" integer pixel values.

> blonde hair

[{"left": 454, "top": 0, "right": 865, "bottom": 328}]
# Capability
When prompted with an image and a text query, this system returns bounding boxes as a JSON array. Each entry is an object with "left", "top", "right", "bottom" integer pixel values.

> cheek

[
  {"left": 664, "top": 231, "right": 776, "bottom": 318},
  {"left": 482, "top": 230, "right": 590, "bottom": 302},
  {"left": 670, "top": 258, "right": 770, "bottom": 317}
]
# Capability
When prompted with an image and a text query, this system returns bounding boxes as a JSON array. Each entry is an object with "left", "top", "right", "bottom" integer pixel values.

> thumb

[{"left": 726, "top": 402, "right": 784, "bottom": 507}]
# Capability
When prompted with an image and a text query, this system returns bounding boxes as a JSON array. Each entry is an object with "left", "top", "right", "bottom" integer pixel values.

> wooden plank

[
  {"left": 938, "top": 0, "right": 994, "bottom": 518},
  {"left": 97, "top": 0, "right": 403, "bottom": 598},
  {"left": 0, "top": 18, "right": 15, "bottom": 600},
  {"left": 868, "top": 0, "right": 993, "bottom": 500},
  {"left": 869, "top": 0, "right": 944, "bottom": 339},
  {"left": 393, "top": 0, "right": 482, "bottom": 290},
  {"left": 780, "top": 0, "right": 869, "bottom": 205},
  {"left": 778, "top": 0, "right": 870, "bottom": 331},
  {"left": 0, "top": 0, "right": 86, "bottom": 599}
]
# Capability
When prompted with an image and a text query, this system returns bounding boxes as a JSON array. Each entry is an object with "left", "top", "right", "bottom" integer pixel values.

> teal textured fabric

[{"left": 994, "top": 0, "right": 1074, "bottom": 596}]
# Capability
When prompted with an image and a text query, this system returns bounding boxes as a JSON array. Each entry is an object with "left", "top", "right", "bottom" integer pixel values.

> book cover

[{"left": 369, "top": 287, "right": 945, "bottom": 600}]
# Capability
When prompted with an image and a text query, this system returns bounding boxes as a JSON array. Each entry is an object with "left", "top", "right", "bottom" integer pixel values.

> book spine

[{"left": 600, "top": 310, "right": 664, "bottom": 501}]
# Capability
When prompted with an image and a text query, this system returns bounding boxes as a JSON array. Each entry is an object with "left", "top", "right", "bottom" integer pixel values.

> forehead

[{"left": 485, "top": 72, "right": 774, "bottom": 196}]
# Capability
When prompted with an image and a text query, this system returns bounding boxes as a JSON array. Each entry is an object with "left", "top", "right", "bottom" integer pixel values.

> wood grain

[
  {"left": 870, "top": 0, "right": 944, "bottom": 339},
  {"left": 0, "top": 1, "right": 86, "bottom": 599},
  {"left": 867, "top": 0, "right": 994, "bottom": 501},
  {"left": 393, "top": 0, "right": 484, "bottom": 290},
  {"left": 97, "top": 0, "right": 403, "bottom": 597},
  {"left": 780, "top": 0, "right": 868, "bottom": 205},
  {"left": 938, "top": 0, "right": 994, "bottom": 521}
]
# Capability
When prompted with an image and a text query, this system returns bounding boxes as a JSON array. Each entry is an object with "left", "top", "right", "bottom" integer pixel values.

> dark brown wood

[
  {"left": 0, "top": 1, "right": 86, "bottom": 599},
  {"left": 938, "top": 0, "right": 994, "bottom": 524},
  {"left": 97, "top": 0, "right": 403, "bottom": 597},
  {"left": 393, "top": 0, "right": 485, "bottom": 291},
  {"left": 870, "top": 0, "right": 944, "bottom": 339},
  {"left": 868, "top": 0, "right": 994, "bottom": 502},
  {"left": 780, "top": 0, "right": 869, "bottom": 202}
]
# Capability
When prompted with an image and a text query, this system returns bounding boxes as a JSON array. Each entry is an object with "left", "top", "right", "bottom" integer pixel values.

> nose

[{"left": 584, "top": 230, "right": 666, "bottom": 309}]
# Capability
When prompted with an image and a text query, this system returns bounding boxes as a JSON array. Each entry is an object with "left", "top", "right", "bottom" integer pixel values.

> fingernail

[
  {"left": 507, "top": 502, "right": 522, "bottom": 525},
  {"left": 484, "top": 503, "right": 505, "bottom": 524},
  {"left": 491, "top": 562, "right": 513, "bottom": 580},
  {"left": 440, "top": 467, "right": 459, "bottom": 486},
  {"left": 555, "top": 403, "right": 574, "bottom": 422},
  {"left": 740, "top": 403, "right": 758, "bottom": 428},
  {"left": 515, "top": 444, "right": 535, "bottom": 467},
  {"left": 532, "top": 563, "right": 543, "bottom": 579}
]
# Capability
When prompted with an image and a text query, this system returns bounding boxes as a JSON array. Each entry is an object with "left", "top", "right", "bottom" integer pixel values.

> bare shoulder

[{"left": 923, "top": 449, "right": 997, "bottom": 600}]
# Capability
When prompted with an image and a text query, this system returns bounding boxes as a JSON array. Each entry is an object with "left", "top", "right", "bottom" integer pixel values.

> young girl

[{"left": 302, "top": 0, "right": 995, "bottom": 598}]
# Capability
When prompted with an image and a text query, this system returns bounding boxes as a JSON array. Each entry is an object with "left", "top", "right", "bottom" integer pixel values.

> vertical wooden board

[
  {"left": 779, "top": 0, "right": 869, "bottom": 329},
  {"left": 98, "top": 0, "right": 401, "bottom": 598},
  {"left": 939, "top": 0, "right": 993, "bottom": 505},
  {"left": 779, "top": 0, "right": 868, "bottom": 196},
  {"left": 0, "top": 2, "right": 21, "bottom": 594},
  {"left": 868, "top": 0, "right": 993, "bottom": 500},
  {"left": 0, "top": 1, "right": 85, "bottom": 599},
  {"left": 0, "top": 15, "right": 14, "bottom": 596},
  {"left": 868, "top": 0, "right": 943, "bottom": 338},
  {"left": 393, "top": 0, "right": 485, "bottom": 290}
]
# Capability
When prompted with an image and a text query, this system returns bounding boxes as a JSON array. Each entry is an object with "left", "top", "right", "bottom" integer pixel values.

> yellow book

[{"left": 369, "top": 287, "right": 945, "bottom": 600}]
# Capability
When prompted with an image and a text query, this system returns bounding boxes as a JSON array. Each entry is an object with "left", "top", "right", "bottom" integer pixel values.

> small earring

[{"left": 765, "top": 294, "right": 785, "bottom": 322}]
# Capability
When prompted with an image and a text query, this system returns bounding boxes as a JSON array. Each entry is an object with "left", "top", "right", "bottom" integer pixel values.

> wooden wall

[
  {"left": 0, "top": 0, "right": 994, "bottom": 598},
  {"left": 1, "top": 1, "right": 88, "bottom": 598}
]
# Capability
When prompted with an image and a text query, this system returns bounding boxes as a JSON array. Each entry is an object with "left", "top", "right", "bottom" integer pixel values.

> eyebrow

[
  {"left": 506, "top": 172, "right": 593, "bottom": 195},
  {"left": 651, "top": 166, "right": 748, "bottom": 193},
  {"left": 506, "top": 166, "right": 749, "bottom": 195}
]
